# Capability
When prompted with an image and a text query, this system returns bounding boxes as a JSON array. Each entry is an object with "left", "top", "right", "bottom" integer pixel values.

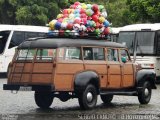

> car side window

[
  {"left": 107, "top": 48, "right": 119, "bottom": 62},
  {"left": 58, "top": 47, "right": 81, "bottom": 60},
  {"left": 120, "top": 49, "right": 130, "bottom": 62},
  {"left": 83, "top": 47, "right": 105, "bottom": 60}
]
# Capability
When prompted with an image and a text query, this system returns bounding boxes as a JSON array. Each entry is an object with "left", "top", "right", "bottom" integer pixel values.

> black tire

[
  {"left": 100, "top": 95, "right": 113, "bottom": 104},
  {"left": 78, "top": 84, "right": 97, "bottom": 110},
  {"left": 34, "top": 92, "right": 53, "bottom": 109},
  {"left": 138, "top": 81, "right": 152, "bottom": 104}
]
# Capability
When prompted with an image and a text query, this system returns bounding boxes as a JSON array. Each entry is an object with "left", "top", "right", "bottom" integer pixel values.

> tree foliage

[
  {"left": 127, "top": 0, "right": 160, "bottom": 23},
  {"left": 0, "top": 0, "right": 159, "bottom": 26}
]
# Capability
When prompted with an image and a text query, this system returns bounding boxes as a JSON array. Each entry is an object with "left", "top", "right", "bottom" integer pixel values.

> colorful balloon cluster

[{"left": 48, "top": 2, "right": 110, "bottom": 37}]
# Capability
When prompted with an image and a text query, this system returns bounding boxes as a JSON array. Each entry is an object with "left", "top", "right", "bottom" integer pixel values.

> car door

[
  {"left": 107, "top": 48, "right": 122, "bottom": 88},
  {"left": 120, "top": 49, "right": 135, "bottom": 87}
]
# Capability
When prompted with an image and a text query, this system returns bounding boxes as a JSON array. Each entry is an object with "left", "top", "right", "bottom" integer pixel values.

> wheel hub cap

[
  {"left": 87, "top": 92, "right": 93, "bottom": 102},
  {"left": 144, "top": 88, "right": 149, "bottom": 96}
]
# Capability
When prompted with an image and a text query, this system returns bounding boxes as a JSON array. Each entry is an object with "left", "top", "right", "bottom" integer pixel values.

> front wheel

[
  {"left": 78, "top": 84, "right": 97, "bottom": 110},
  {"left": 138, "top": 81, "right": 152, "bottom": 104},
  {"left": 34, "top": 92, "right": 53, "bottom": 109},
  {"left": 100, "top": 95, "right": 113, "bottom": 104}
]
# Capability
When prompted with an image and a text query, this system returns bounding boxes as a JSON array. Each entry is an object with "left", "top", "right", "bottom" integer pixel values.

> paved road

[{"left": 0, "top": 78, "right": 160, "bottom": 120}]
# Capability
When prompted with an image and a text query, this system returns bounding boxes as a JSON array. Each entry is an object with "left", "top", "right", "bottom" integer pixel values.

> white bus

[
  {"left": 117, "top": 24, "right": 160, "bottom": 80},
  {"left": 109, "top": 27, "right": 122, "bottom": 42},
  {"left": 0, "top": 25, "right": 49, "bottom": 73}
]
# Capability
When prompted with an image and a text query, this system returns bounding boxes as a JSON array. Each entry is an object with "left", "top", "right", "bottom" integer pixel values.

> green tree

[{"left": 127, "top": 0, "right": 160, "bottom": 23}]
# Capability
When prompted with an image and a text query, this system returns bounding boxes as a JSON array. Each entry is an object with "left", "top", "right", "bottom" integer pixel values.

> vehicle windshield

[
  {"left": 118, "top": 31, "right": 155, "bottom": 55},
  {"left": 17, "top": 49, "right": 56, "bottom": 61},
  {"left": 0, "top": 31, "right": 11, "bottom": 54}
]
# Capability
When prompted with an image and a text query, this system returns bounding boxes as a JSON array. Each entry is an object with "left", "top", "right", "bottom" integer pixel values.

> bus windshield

[
  {"left": 0, "top": 31, "right": 10, "bottom": 54},
  {"left": 118, "top": 31, "right": 155, "bottom": 55}
]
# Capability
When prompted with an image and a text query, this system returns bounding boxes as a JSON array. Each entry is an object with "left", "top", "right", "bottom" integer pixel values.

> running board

[{"left": 100, "top": 91, "right": 137, "bottom": 96}]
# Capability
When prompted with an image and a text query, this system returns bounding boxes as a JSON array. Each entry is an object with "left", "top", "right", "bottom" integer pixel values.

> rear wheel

[
  {"left": 100, "top": 95, "right": 113, "bottom": 104},
  {"left": 34, "top": 92, "right": 53, "bottom": 109},
  {"left": 138, "top": 81, "right": 152, "bottom": 104},
  {"left": 78, "top": 84, "right": 97, "bottom": 110}
]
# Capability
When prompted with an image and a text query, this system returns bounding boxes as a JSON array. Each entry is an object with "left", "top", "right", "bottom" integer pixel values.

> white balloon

[
  {"left": 101, "top": 9, "right": 108, "bottom": 18},
  {"left": 61, "top": 22, "right": 67, "bottom": 29},
  {"left": 73, "top": 24, "right": 80, "bottom": 31},
  {"left": 79, "top": 25, "right": 86, "bottom": 31}
]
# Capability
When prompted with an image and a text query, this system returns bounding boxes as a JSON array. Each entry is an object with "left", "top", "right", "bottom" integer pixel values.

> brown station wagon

[{"left": 3, "top": 37, "right": 157, "bottom": 110}]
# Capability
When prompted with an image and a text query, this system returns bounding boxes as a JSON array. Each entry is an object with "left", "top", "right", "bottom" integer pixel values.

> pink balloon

[
  {"left": 80, "top": 9, "right": 86, "bottom": 14},
  {"left": 95, "top": 22, "right": 100, "bottom": 29},
  {"left": 63, "top": 14, "right": 69, "bottom": 18},
  {"left": 87, "top": 16, "right": 92, "bottom": 20},
  {"left": 81, "top": 13, "right": 87, "bottom": 18},
  {"left": 81, "top": 18, "right": 87, "bottom": 25},
  {"left": 74, "top": 19, "right": 81, "bottom": 24},
  {"left": 74, "top": 2, "right": 81, "bottom": 6},
  {"left": 57, "top": 18, "right": 63, "bottom": 23}
]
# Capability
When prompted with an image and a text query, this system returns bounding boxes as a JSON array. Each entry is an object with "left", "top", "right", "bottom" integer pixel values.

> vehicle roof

[
  {"left": 0, "top": 24, "right": 49, "bottom": 32},
  {"left": 110, "top": 27, "right": 122, "bottom": 34},
  {"left": 120, "top": 23, "right": 160, "bottom": 31},
  {"left": 18, "top": 38, "right": 126, "bottom": 49}
]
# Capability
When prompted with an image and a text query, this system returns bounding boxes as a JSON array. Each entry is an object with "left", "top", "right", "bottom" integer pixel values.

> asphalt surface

[{"left": 0, "top": 78, "right": 160, "bottom": 120}]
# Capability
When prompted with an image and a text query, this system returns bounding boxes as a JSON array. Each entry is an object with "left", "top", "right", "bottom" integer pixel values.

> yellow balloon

[
  {"left": 57, "top": 14, "right": 63, "bottom": 19},
  {"left": 81, "top": 3, "right": 87, "bottom": 9},
  {"left": 99, "top": 16, "right": 105, "bottom": 23},
  {"left": 49, "top": 20, "right": 57, "bottom": 29}
]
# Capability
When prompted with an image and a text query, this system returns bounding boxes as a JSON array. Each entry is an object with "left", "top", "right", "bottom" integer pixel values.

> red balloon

[
  {"left": 67, "top": 23, "right": 73, "bottom": 30},
  {"left": 92, "top": 14, "right": 98, "bottom": 22},
  {"left": 94, "top": 11, "right": 101, "bottom": 16},
  {"left": 103, "top": 27, "right": 110, "bottom": 35},
  {"left": 80, "top": 9, "right": 86, "bottom": 14},
  {"left": 59, "top": 30, "right": 64, "bottom": 36},
  {"left": 63, "top": 9, "right": 68, "bottom": 14},
  {"left": 81, "top": 13, "right": 87, "bottom": 18},
  {"left": 92, "top": 4, "right": 99, "bottom": 12},
  {"left": 81, "top": 18, "right": 87, "bottom": 25},
  {"left": 74, "top": 19, "right": 81, "bottom": 24}
]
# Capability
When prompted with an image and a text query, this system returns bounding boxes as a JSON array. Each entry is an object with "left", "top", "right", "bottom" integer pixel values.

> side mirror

[{"left": 121, "top": 57, "right": 127, "bottom": 63}]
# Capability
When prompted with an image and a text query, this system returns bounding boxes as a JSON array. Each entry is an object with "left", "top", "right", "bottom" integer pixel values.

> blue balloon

[
  {"left": 74, "top": 13, "right": 80, "bottom": 18},
  {"left": 103, "top": 20, "right": 110, "bottom": 27},
  {"left": 55, "top": 21, "right": 61, "bottom": 30},
  {"left": 74, "top": 9, "right": 80, "bottom": 14}
]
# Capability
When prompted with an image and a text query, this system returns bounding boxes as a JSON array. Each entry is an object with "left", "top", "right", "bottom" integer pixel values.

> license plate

[{"left": 19, "top": 86, "right": 32, "bottom": 91}]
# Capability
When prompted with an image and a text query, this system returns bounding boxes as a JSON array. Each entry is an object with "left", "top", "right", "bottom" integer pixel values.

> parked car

[{"left": 3, "top": 37, "right": 156, "bottom": 110}]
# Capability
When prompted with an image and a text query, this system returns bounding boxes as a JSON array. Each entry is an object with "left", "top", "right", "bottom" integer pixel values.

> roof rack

[{"left": 46, "top": 31, "right": 110, "bottom": 40}]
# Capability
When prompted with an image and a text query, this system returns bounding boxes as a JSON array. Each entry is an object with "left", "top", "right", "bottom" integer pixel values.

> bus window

[
  {"left": 9, "top": 31, "right": 25, "bottom": 49},
  {"left": 157, "top": 31, "right": 160, "bottom": 55},
  {"left": 136, "top": 32, "right": 155, "bottom": 54},
  {"left": 25, "top": 32, "right": 38, "bottom": 39},
  {"left": 118, "top": 32, "right": 135, "bottom": 54},
  {"left": 0, "top": 31, "right": 11, "bottom": 54}
]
